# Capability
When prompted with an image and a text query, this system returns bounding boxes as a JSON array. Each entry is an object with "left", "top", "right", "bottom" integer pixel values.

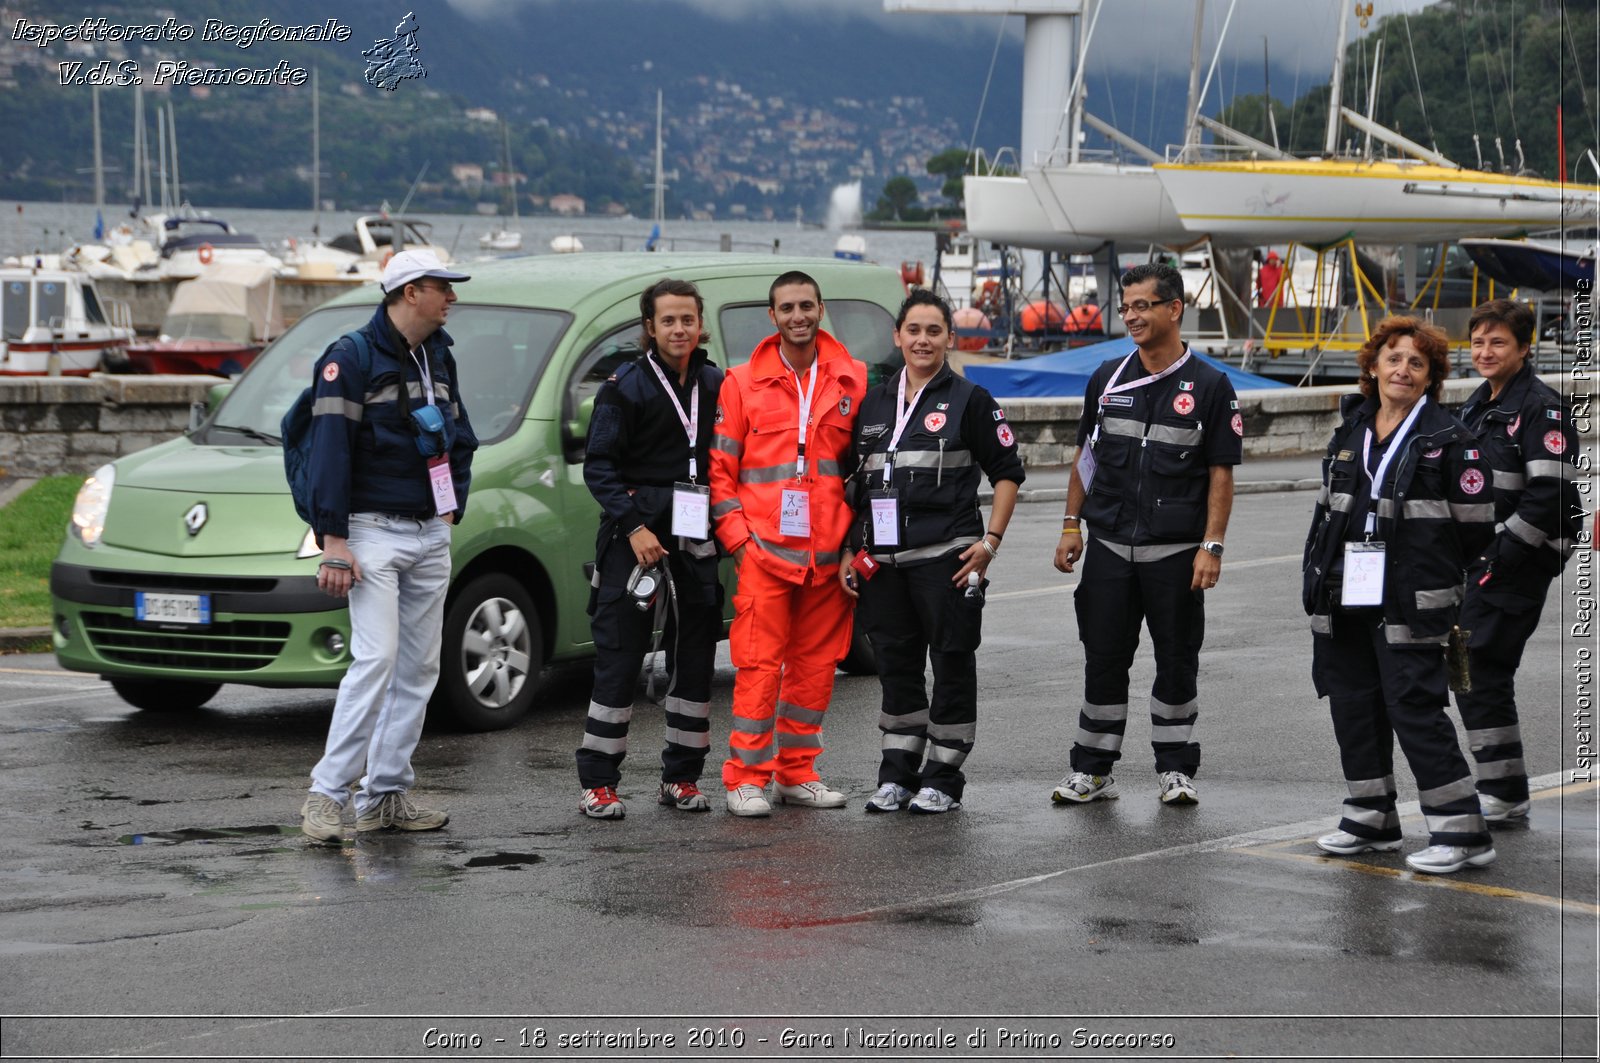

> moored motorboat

[
  {"left": 0, "top": 266, "right": 134, "bottom": 375},
  {"left": 1457, "top": 236, "right": 1596, "bottom": 292},
  {"left": 124, "top": 262, "right": 281, "bottom": 376},
  {"left": 151, "top": 213, "right": 283, "bottom": 279}
]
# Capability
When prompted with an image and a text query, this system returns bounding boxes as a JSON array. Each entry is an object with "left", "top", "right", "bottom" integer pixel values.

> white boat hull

[
  {"left": 1156, "top": 159, "right": 1588, "bottom": 244},
  {"left": 964, "top": 176, "right": 1103, "bottom": 254},
  {"left": 1031, "top": 163, "right": 1192, "bottom": 248}
]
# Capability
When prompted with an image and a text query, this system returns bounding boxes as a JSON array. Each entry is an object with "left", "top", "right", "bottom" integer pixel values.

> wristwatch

[{"left": 1201, "top": 540, "right": 1225, "bottom": 557}]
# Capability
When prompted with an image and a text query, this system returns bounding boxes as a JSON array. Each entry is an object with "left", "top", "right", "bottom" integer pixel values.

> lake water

[{"left": 1, "top": 199, "right": 942, "bottom": 270}]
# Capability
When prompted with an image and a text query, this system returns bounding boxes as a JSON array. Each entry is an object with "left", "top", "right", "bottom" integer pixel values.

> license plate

[{"left": 135, "top": 592, "right": 211, "bottom": 627}]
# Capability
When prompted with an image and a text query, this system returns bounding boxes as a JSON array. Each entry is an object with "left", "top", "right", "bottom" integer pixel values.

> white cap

[{"left": 380, "top": 248, "right": 470, "bottom": 294}]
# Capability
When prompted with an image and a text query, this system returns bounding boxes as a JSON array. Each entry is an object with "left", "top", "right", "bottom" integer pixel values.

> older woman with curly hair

[{"left": 1301, "top": 317, "right": 1498, "bottom": 875}]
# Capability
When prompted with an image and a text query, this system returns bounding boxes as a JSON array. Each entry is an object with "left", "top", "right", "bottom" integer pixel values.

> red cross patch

[
  {"left": 924, "top": 412, "right": 947, "bottom": 433},
  {"left": 1173, "top": 393, "right": 1195, "bottom": 416},
  {"left": 1544, "top": 430, "right": 1567, "bottom": 455},
  {"left": 322, "top": 362, "right": 340, "bottom": 382},
  {"left": 997, "top": 423, "right": 1015, "bottom": 447},
  {"left": 1460, "top": 468, "right": 1486, "bottom": 495},
  {"left": 1230, "top": 412, "right": 1243, "bottom": 437}
]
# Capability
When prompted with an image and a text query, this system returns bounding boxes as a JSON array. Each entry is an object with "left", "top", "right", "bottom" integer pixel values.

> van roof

[{"left": 318, "top": 252, "right": 902, "bottom": 312}]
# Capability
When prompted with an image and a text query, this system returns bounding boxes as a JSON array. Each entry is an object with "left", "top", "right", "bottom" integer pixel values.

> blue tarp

[{"left": 964, "top": 338, "right": 1289, "bottom": 398}]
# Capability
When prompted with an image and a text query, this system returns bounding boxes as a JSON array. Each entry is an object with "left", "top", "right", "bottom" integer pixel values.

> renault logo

[{"left": 184, "top": 503, "right": 208, "bottom": 537}]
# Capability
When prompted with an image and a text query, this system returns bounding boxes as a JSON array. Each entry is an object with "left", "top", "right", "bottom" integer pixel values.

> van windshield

[{"left": 203, "top": 304, "right": 570, "bottom": 446}]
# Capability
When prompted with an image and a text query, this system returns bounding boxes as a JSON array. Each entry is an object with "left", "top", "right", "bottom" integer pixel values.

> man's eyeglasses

[
  {"left": 1117, "top": 298, "right": 1178, "bottom": 316},
  {"left": 414, "top": 281, "right": 454, "bottom": 296}
]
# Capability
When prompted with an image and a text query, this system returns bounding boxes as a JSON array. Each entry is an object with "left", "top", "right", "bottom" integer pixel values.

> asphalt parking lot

[{"left": 0, "top": 486, "right": 1595, "bottom": 1061}]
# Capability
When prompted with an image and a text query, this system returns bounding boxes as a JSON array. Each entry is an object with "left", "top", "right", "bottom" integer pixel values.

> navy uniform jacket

[
  {"left": 584, "top": 347, "right": 723, "bottom": 544},
  {"left": 1076, "top": 346, "right": 1242, "bottom": 546},
  {"left": 307, "top": 303, "right": 477, "bottom": 542},
  {"left": 1458, "top": 362, "right": 1581, "bottom": 607},
  {"left": 1303, "top": 394, "right": 1495, "bottom": 645},
  {"left": 848, "top": 363, "right": 1025, "bottom": 562}
]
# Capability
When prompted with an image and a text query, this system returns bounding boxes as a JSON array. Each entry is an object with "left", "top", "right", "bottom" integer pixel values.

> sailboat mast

[
  {"left": 1324, "top": 0, "right": 1352, "bottom": 154},
  {"left": 653, "top": 89, "right": 665, "bottom": 228},
  {"left": 91, "top": 86, "right": 105, "bottom": 216},
  {"left": 168, "top": 102, "right": 181, "bottom": 207},
  {"left": 312, "top": 65, "right": 321, "bottom": 233},
  {"left": 156, "top": 105, "right": 168, "bottom": 213},
  {"left": 1183, "top": 0, "right": 1206, "bottom": 154}
]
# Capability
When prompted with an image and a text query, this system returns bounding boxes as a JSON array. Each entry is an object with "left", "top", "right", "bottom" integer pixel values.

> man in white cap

[{"left": 299, "top": 249, "right": 479, "bottom": 843}]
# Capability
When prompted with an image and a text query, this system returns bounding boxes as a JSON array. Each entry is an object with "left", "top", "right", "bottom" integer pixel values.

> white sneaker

[
  {"left": 864, "top": 782, "right": 910, "bottom": 814},
  {"left": 1315, "top": 830, "right": 1402, "bottom": 856},
  {"left": 908, "top": 787, "right": 961, "bottom": 814},
  {"left": 1405, "top": 844, "right": 1497, "bottom": 875},
  {"left": 1158, "top": 771, "right": 1199, "bottom": 805},
  {"left": 1479, "top": 793, "right": 1530, "bottom": 822},
  {"left": 726, "top": 783, "right": 772, "bottom": 817},
  {"left": 1051, "top": 771, "right": 1119, "bottom": 804},
  {"left": 774, "top": 780, "right": 846, "bottom": 808},
  {"left": 299, "top": 794, "right": 344, "bottom": 844}
]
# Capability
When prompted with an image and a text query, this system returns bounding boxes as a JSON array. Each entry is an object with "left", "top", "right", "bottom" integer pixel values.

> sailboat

[{"left": 479, "top": 122, "right": 523, "bottom": 252}]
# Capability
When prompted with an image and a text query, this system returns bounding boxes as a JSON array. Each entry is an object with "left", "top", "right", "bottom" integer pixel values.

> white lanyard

[
  {"left": 409, "top": 345, "right": 435, "bottom": 407},
  {"left": 883, "top": 369, "right": 927, "bottom": 482},
  {"left": 782, "top": 353, "right": 818, "bottom": 476},
  {"left": 1091, "top": 346, "right": 1193, "bottom": 444},
  {"left": 1361, "top": 395, "right": 1427, "bottom": 536},
  {"left": 646, "top": 354, "right": 701, "bottom": 482}
]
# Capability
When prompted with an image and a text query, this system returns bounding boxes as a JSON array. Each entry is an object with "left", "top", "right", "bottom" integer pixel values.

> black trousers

[
  {"left": 857, "top": 552, "right": 984, "bottom": 799},
  {"left": 576, "top": 538, "right": 720, "bottom": 790},
  {"left": 1454, "top": 574, "right": 1552, "bottom": 803},
  {"left": 1312, "top": 609, "right": 1490, "bottom": 847},
  {"left": 1070, "top": 539, "right": 1203, "bottom": 777}
]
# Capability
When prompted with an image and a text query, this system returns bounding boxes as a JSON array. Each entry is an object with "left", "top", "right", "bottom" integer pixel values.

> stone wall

[{"left": 0, "top": 376, "right": 222, "bottom": 478}]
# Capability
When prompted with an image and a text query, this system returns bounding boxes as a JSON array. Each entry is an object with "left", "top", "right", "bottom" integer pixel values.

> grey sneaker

[
  {"left": 726, "top": 783, "right": 772, "bottom": 817},
  {"left": 1316, "top": 829, "right": 1403, "bottom": 856},
  {"left": 355, "top": 792, "right": 449, "bottom": 833},
  {"left": 1405, "top": 844, "right": 1497, "bottom": 875},
  {"left": 1052, "top": 771, "right": 1119, "bottom": 804},
  {"left": 908, "top": 787, "right": 961, "bottom": 814},
  {"left": 865, "top": 782, "right": 911, "bottom": 814},
  {"left": 1158, "top": 771, "right": 1199, "bottom": 805},
  {"left": 300, "top": 793, "right": 345, "bottom": 844},
  {"left": 774, "top": 780, "right": 846, "bottom": 808},
  {"left": 1479, "top": 793, "right": 1530, "bottom": 822}
]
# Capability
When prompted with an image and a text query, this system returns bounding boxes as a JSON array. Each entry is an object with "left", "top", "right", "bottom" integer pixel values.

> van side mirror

[{"left": 561, "top": 396, "right": 596, "bottom": 463}]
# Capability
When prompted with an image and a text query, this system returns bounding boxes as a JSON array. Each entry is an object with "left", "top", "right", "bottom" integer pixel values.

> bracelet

[
  {"left": 318, "top": 558, "right": 352, "bottom": 571},
  {"left": 985, "top": 529, "right": 1003, "bottom": 542},
  {"left": 1062, "top": 514, "right": 1080, "bottom": 526},
  {"left": 979, "top": 538, "right": 998, "bottom": 559},
  {"left": 1060, "top": 528, "right": 1082, "bottom": 537}
]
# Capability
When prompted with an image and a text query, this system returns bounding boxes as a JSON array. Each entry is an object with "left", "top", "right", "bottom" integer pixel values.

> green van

[{"left": 50, "top": 254, "right": 906, "bottom": 730}]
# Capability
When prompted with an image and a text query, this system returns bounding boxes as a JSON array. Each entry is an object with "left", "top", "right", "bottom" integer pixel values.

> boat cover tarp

[
  {"left": 164, "top": 263, "right": 282, "bottom": 341},
  {"left": 964, "top": 337, "right": 1289, "bottom": 398}
]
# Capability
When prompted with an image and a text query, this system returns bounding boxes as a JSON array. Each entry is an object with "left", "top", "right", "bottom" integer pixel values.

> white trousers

[{"left": 309, "top": 513, "right": 452, "bottom": 815}]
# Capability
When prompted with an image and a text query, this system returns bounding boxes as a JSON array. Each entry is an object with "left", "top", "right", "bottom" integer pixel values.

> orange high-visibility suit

[{"left": 710, "top": 328, "right": 865, "bottom": 789}]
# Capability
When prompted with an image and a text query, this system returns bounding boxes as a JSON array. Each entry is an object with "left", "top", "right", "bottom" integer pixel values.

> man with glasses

[
  {"left": 1050, "top": 262, "right": 1241, "bottom": 807},
  {"left": 298, "top": 248, "right": 478, "bottom": 844}
]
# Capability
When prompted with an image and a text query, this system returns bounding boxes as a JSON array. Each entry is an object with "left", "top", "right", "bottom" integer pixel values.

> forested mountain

[{"left": 1216, "top": 0, "right": 1598, "bottom": 181}]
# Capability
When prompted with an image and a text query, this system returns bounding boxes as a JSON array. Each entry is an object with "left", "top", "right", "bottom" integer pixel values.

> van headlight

[
  {"left": 70, "top": 464, "right": 115, "bottom": 546},
  {"left": 297, "top": 526, "right": 323, "bottom": 559}
]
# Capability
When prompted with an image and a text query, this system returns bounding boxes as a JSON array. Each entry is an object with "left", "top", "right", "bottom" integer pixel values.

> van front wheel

[{"left": 434, "top": 573, "right": 543, "bottom": 732}]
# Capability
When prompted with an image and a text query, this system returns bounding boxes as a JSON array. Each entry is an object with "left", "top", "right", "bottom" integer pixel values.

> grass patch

[{"left": 0, "top": 475, "right": 85, "bottom": 629}]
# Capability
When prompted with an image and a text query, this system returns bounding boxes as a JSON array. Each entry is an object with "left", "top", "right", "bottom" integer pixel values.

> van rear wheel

[
  {"left": 109, "top": 678, "right": 222, "bottom": 712},
  {"left": 434, "top": 573, "right": 542, "bottom": 732}
]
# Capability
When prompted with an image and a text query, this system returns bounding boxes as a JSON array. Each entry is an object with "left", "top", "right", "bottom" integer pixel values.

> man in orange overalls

[{"left": 710, "top": 270, "right": 866, "bottom": 816}]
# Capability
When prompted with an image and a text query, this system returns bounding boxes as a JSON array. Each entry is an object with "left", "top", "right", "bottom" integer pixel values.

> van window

[
  {"left": 205, "top": 305, "right": 568, "bottom": 447},
  {"left": 718, "top": 299, "right": 901, "bottom": 388},
  {"left": 563, "top": 321, "right": 646, "bottom": 461},
  {"left": 2, "top": 281, "right": 25, "bottom": 341}
]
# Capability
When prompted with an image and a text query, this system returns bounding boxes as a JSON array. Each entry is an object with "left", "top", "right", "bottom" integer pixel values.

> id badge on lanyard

[
  {"left": 428, "top": 457, "right": 455, "bottom": 512},
  {"left": 1342, "top": 542, "right": 1386, "bottom": 605},
  {"left": 672, "top": 482, "right": 710, "bottom": 539},
  {"left": 780, "top": 487, "right": 811, "bottom": 537},
  {"left": 870, "top": 490, "right": 899, "bottom": 547},
  {"left": 873, "top": 369, "right": 926, "bottom": 548}
]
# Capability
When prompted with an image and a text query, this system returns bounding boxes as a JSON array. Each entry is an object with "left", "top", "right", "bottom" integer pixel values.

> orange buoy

[
  {"left": 197, "top": 243, "right": 214, "bottom": 265},
  {"left": 1019, "top": 300, "right": 1068, "bottom": 334}
]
